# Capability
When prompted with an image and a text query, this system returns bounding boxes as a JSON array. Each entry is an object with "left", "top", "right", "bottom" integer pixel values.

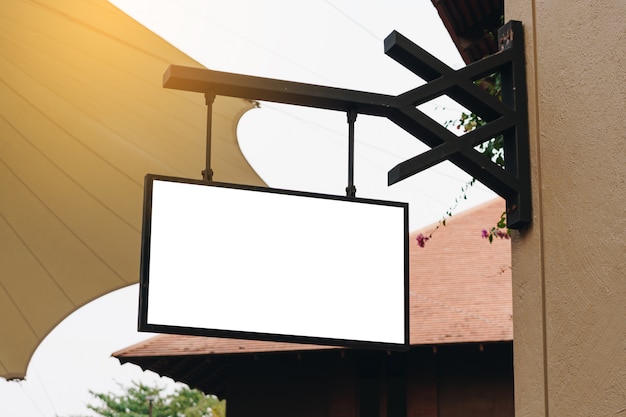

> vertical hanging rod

[
  {"left": 346, "top": 109, "right": 357, "bottom": 198},
  {"left": 202, "top": 92, "right": 216, "bottom": 182}
]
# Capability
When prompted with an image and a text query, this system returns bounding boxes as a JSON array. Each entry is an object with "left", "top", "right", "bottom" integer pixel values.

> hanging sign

[{"left": 139, "top": 174, "right": 409, "bottom": 350}]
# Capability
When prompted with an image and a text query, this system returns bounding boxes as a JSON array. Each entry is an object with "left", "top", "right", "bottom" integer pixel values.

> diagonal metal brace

[
  {"left": 163, "top": 21, "right": 530, "bottom": 229},
  {"left": 385, "top": 21, "right": 530, "bottom": 229}
]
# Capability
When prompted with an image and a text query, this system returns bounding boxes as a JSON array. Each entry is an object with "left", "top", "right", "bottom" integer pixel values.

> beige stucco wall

[{"left": 506, "top": 1, "right": 626, "bottom": 416}]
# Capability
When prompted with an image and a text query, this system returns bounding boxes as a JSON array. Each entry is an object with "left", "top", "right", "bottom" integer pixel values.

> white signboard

[{"left": 139, "top": 175, "right": 409, "bottom": 350}]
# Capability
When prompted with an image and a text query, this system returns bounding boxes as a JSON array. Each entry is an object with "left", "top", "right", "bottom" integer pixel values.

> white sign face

[{"left": 139, "top": 175, "right": 408, "bottom": 350}]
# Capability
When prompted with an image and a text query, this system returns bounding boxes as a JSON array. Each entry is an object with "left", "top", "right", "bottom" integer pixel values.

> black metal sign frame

[
  {"left": 163, "top": 20, "right": 530, "bottom": 229},
  {"left": 139, "top": 174, "right": 410, "bottom": 351}
]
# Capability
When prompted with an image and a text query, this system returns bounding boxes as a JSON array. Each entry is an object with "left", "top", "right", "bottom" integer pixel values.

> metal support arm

[{"left": 163, "top": 21, "right": 530, "bottom": 229}]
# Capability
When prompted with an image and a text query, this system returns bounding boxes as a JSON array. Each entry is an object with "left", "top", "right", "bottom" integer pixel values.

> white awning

[{"left": 0, "top": 0, "right": 265, "bottom": 380}]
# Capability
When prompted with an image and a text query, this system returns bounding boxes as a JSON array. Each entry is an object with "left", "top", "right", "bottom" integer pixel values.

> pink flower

[
  {"left": 496, "top": 229, "right": 510, "bottom": 239},
  {"left": 481, "top": 229, "right": 489, "bottom": 238},
  {"left": 416, "top": 233, "right": 429, "bottom": 248}
]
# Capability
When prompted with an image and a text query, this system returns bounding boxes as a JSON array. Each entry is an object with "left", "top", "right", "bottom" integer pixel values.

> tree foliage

[{"left": 62, "top": 381, "right": 225, "bottom": 417}]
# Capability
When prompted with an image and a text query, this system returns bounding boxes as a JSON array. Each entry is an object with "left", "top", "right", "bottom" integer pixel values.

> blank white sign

[{"left": 139, "top": 175, "right": 408, "bottom": 349}]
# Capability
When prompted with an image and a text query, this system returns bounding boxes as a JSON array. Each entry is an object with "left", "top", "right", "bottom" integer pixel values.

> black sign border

[{"left": 138, "top": 174, "right": 409, "bottom": 351}]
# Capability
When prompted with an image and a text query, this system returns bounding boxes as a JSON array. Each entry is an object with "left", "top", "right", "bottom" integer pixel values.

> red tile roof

[
  {"left": 408, "top": 198, "right": 512, "bottom": 344},
  {"left": 115, "top": 334, "right": 334, "bottom": 358},
  {"left": 114, "top": 198, "right": 511, "bottom": 359},
  {"left": 431, "top": 0, "right": 503, "bottom": 64}
]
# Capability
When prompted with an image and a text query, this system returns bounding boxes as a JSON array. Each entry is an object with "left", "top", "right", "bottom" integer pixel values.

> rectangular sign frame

[{"left": 138, "top": 174, "right": 409, "bottom": 351}]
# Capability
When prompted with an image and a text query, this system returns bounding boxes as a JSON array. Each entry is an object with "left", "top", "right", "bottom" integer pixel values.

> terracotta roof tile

[
  {"left": 114, "top": 198, "right": 511, "bottom": 359},
  {"left": 114, "top": 334, "right": 336, "bottom": 358},
  {"left": 409, "top": 198, "right": 512, "bottom": 344}
]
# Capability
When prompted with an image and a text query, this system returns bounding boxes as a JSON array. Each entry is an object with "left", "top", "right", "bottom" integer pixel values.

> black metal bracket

[
  {"left": 163, "top": 20, "right": 530, "bottom": 229},
  {"left": 386, "top": 21, "right": 530, "bottom": 229}
]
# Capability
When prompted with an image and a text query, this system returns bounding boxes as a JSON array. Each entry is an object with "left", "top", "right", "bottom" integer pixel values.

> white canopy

[{"left": 0, "top": 0, "right": 264, "bottom": 379}]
